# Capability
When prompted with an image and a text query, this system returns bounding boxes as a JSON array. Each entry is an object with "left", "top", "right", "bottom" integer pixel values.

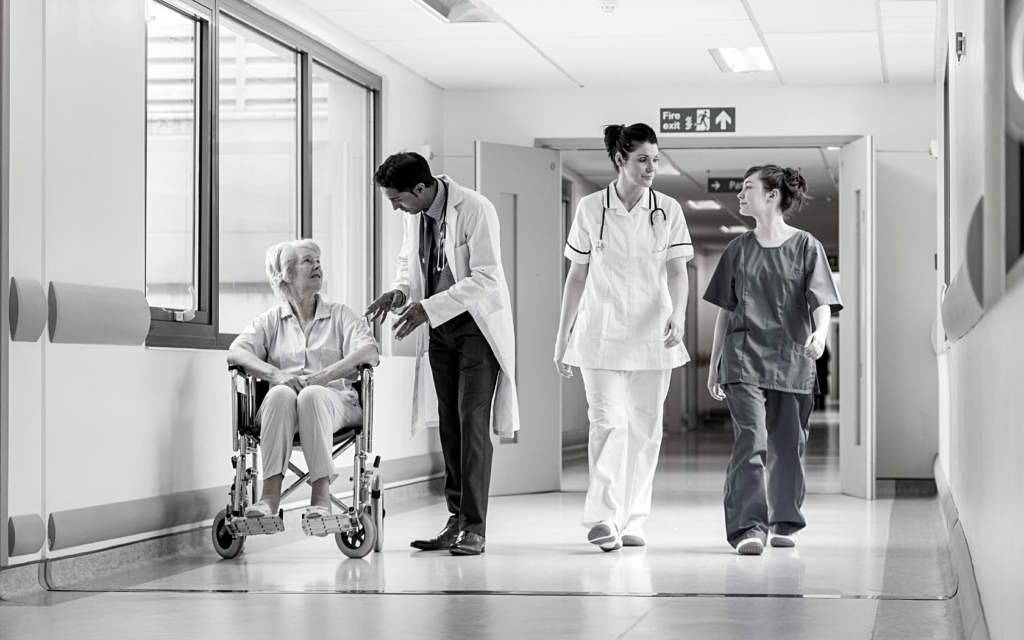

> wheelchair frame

[{"left": 211, "top": 363, "right": 384, "bottom": 559}]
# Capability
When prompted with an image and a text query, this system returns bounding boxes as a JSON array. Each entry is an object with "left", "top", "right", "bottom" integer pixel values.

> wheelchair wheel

[
  {"left": 371, "top": 475, "right": 384, "bottom": 552},
  {"left": 335, "top": 511, "right": 376, "bottom": 558},
  {"left": 212, "top": 509, "right": 245, "bottom": 559}
]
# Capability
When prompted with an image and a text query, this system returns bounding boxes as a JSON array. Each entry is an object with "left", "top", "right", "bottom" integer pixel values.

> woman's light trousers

[
  {"left": 257, "top": 385, "right": 362, "bottom": 486},
  {"left": 580, "top": 368, "right": 672, "bottom": 529}
]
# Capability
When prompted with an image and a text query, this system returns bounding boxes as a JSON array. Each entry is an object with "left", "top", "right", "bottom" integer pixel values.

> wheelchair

[{"left": 211, "top": 363, "right": 384, "bottom": 559}]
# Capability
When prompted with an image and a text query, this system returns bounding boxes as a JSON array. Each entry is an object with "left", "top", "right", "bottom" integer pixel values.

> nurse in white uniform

[{"left": 554, "top": 123, "right": 694, "bottom": 551}]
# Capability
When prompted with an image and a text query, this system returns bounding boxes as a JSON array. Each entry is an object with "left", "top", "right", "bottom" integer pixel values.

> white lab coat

[{"left": 390, "top": 176, "right": 520, "bottom": 438}]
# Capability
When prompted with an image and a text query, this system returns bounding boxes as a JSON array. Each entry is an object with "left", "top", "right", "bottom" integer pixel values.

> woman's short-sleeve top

[
  {"left": 562, "top": 184, "right": 694, "bottom": 371},
  {"left": 702, "top": 230, "right": 842, "bottom": 394}
]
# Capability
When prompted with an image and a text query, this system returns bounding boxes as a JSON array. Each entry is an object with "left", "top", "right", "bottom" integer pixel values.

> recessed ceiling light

[
  {"left": 600, "top": 0, "right": 619, "bottom": 12},
  {"left": 709, "top": 47, "right": 773, "bottom": 73},
  {"left": 687, "top": 200, "right": 722, "bottom": 211},
  {"left": 826, "top": 146, "right": 841, "bottom": 151},
  {"left": 719, "top": 225, "right": 748, "bottom": 234},
  {"left": 409, "top": 0, "right": 495, "bottom": 24}
]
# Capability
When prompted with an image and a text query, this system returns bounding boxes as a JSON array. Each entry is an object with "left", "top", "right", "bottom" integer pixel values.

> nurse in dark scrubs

[{"left": 704, "top": 164, "right": 842, "bottom": 556}]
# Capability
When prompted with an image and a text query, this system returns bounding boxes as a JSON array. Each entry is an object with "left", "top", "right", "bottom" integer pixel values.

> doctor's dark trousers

[
  {"left": 429, "top": 312, "right": 501, "bottom": 537},
  {"left": 723, "top": 383, "right": 814, "bottom": 548}
]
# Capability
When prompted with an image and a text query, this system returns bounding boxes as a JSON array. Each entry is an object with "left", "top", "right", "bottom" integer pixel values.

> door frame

[
  {"left": 1, "top": 0, "right": 11, "bottom": 567},
  {"left": 536, "top": 134, "right": 876, "bottom": 500}
]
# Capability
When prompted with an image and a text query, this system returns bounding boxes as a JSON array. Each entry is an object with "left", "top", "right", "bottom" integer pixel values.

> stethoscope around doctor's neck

[
  {"left": 595, "top": 185, "right": 668, "bottom": 253},
  {"left": 421, "top": 179, "right": 450, "bottom": 273}
]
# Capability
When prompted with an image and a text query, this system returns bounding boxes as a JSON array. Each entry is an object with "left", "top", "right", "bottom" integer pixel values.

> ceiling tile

[
  {"left": 746, "top": 0, "right": 877, "bottom": 33},
  {"left": 318, "top": 8, "right": 438, "bottom": 28},
  {"left": 881, "top": 16, "right": 937, "bottom": 33},
  {"left": 885, "top": 45, "right": 936, "bottom": 83},
  {"left": 879, "top": 1, "right": 937, "bottom": 18},
  {"left": 513, "top": 19, "right": 758, "bottom": 39},
  {"left": 883, "top": 30, "right": 934, "bottom": 47},
  {"left": 484, "top": 0, "right": 750, "bottom": 23},
  {"left": 765, "top": 32, "right": 884, "bottom": 84}
]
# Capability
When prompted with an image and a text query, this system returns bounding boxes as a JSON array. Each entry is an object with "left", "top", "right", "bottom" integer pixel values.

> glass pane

[
  {"left": 311, "top": 63, "right": 371, "bottom": 311},
  {"left": 146, "top": 1, "right": 197, "bottom": 311},
  {"left": 218, "top": 16, "right": 298, "bottom": 333}
]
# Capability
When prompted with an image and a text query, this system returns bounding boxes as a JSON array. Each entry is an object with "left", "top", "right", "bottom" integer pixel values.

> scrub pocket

[
  {"left": 720, "top": 331, "right": 747, "bottom": 383},
  {"left": 783, "top": 339, "right": 815, "bottom": 391}
]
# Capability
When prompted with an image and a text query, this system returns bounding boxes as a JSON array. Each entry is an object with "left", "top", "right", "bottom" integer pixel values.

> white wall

[
  {"left": 941, "top": 0, "right": 1024, "bottom": 637},
  {"left": 5, "top": 0, "right": 444, "bottom": 562},
  {"left": 442, "top": 84, "right": 939, "bottom": 478}
]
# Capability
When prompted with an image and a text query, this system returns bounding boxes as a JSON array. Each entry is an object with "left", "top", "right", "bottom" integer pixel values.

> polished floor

[{"left": 0, "top": 409, "right": 961, "bottom": 639}]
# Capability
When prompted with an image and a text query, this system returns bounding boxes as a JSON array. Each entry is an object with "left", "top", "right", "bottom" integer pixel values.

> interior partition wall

[{"left": 1, "top": 0, "right": 10, "bottom": 568}]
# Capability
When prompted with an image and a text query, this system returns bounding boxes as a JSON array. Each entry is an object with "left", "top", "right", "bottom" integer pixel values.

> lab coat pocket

[{"left": 454, "top": 242, "right": 470, "bottom": 280}]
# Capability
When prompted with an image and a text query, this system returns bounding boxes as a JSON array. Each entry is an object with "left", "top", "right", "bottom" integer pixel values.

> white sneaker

[
  {"left": 770, "top": 532, "right": 798, "bottom": 548},
  {"left": 621, "top": 525, "right": 646, "bottom": 547},
  {"left": 736, "top": 538, "right": 764, "bottom": 555},
  {"left": 587, "top": 521, "right": 621, "bottom": 552}
]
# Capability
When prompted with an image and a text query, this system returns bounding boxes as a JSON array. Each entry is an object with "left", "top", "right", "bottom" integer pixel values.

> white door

[
  {"left": 475, "top": 141, "right": 562, "bottom": 496},
  {"left": 839, "top": 136, "right": 876, "bottom": 499}
]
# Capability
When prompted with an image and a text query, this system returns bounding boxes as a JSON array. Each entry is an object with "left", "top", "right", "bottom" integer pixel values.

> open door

[
  {"left": 839, "top": 136, "right": 876, "bottom": 499},
  {"left": 475, "top": 141, "right": 562, "bottom": 496}
]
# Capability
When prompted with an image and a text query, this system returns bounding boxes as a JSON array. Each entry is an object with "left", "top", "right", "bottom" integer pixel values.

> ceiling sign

[
  {"left": 660, "top": 108, "right": 736, "bottom": 133},
  {"left": 707, "top": 177, "right": 744, "bottom": 193}
]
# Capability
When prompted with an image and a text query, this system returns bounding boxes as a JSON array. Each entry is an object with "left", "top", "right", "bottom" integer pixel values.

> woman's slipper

[
  {"left": 244, "top": 501, "right": 273, "bottom": 518},
  {"left": 302, "top": 505, "right": 333, "bottom": 537}
]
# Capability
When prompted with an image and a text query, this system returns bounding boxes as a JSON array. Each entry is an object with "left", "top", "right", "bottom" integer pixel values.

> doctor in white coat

[{"left": 365, "top": 152, "right": 518, "bottom": 556}]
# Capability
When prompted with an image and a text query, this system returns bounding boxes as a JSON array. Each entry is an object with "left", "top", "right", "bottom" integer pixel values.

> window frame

[{"left": 146, "top": 0, "right": 382, "bottom": 350}]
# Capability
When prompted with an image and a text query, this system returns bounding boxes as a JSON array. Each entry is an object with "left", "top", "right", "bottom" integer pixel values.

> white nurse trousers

[
  {"left": 257, "top": 385, "right": 362, "bottom": 486},
  {"left": 580, "top": 368, "right": 672, "bottom": 530}
]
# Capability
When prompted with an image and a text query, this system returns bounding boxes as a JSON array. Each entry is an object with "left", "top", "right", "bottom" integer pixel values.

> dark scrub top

[{"left": 703, "top": 230, "right": 842, "bottom": 394}]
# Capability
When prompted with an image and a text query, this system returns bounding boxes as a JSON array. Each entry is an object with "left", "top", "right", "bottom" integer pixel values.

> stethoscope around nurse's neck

[{"left": 594, "top": 185, "right": 668, "bottom": 253}]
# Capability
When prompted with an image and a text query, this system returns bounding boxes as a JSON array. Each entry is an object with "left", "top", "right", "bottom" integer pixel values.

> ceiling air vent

[{"left": 410, "top": 0, "right": 496, "bottom": 23}]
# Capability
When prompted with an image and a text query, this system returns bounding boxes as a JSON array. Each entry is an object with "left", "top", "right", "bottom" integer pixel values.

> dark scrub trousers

[
  {"left": 703, "top": 230, "right": 842, "bottom": 548},
  {"left": 429, "top": 313, "right": 500, "bottom": 537}
]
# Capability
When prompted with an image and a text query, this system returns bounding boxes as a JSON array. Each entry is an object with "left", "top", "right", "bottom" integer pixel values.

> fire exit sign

[{"left": 661, "top": 108, "right": 736, "bottom": 133}]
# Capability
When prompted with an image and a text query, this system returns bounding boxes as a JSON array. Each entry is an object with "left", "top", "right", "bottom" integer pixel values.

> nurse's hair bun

[
  {"left": 744, "top": 164, "right": 810, "bottom": 217},
  {"left": 603, "top": 123, "right": 658, "bottom": 172}
]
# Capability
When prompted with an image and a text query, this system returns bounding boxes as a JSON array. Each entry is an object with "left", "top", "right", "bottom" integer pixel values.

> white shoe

[
  {"left": 587, "top": 521, "right": 621, "bottom": 552},
  {"left": 736, "top": 538, "right": 764, "bottom": 555},
  {"left": 770, "top": 532, "right": 798, "bottom": 548},
  {"left": 621, "top": 525, "right": 646, "bottom": 547}
]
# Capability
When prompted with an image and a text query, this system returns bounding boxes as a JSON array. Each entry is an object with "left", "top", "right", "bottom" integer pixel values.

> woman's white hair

[{"left": 265, "top": 239, "right": 321, "bottom": 302}]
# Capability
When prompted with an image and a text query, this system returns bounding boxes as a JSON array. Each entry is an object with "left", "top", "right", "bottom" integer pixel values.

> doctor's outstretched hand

[
  {"left": 392, "top": 302, "right": 429, "bottom": 341},
  {"left": 663, "top": 314, "right": 685, "bottom": 349},
  {"left": 553, "top": 339, "right": 573, "bottom": 379},
  {"left": 364, "top": 289, "right": 407, "bottom": 324}
]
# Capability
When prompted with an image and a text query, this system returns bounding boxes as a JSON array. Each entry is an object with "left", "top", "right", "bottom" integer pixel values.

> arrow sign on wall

[{"left": 715, "top": 110, "right": 733, "bottom": 130}]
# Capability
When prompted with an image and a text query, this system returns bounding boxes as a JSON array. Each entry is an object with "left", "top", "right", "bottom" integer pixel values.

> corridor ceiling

[{"left": 297, "top": 0, "right": 938, "bottom": 89}]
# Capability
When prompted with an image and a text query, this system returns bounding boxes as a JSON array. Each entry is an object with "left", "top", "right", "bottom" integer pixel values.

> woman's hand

[
  {"left": 707, "top": 369, "right": 726, "bottom": 401},
  {"left": 553, "top": 339, "right": 572, "bottom": 378},
  {"left": 803, "top": 332, "right": 826, "bottom": 360},
  {"left": 663, "top": 314, "right": 685, "bottom": 349},
  {"left": 271, "top": 371, "right": 307, "bottom": 393}
]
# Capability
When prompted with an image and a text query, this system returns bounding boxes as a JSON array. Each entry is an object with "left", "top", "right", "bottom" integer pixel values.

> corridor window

[
  {"left": 218, "top": 16, "right": 298, "bottom": 334},
  {"left": 311, "top": 62, "right": 372, "bottom": 310},
  {"left": 144, "top": 0, "right": 382, "bottom": 349},
  {"left": 145, "top": 0, "right": 202, "bottom": 316}
]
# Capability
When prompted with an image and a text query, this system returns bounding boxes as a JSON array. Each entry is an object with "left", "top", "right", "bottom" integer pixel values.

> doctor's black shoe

[
  {"left": 410, "top": 525, "right": 459, "bottom": 551},
  {"left": 449, "top": 531, "right": 485, "bottom": 555}
]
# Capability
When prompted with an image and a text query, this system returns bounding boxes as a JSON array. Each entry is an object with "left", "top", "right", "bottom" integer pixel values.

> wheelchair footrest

[
  {"left": 301, "top": 513, "right": 356, "bottom": 537},
  {"left": 227, "top": 515, "right": 285, "bottom": 536}
]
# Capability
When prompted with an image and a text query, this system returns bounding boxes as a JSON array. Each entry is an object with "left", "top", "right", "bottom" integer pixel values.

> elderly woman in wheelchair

[{"left": 226, "top": 239, "right": 379, "bottom": 539}]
